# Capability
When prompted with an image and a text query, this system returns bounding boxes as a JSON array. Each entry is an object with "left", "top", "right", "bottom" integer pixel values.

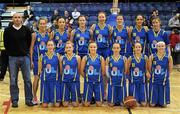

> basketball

[{"left": 124, "top": 96, "right": 137, "bottom": 108}]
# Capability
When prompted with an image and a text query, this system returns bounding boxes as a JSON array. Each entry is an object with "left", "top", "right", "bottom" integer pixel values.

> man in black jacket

[
  {"left": 4, "top": 13, "right": 34, "bottom": 108},
  {"left": 23, "top": 5, "right": 34, "bottom": 25}
]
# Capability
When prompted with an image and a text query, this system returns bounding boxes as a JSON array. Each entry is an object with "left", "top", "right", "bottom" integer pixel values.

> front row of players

[{"left": 38, "top": 40, "right": 173, "bottom": 108}]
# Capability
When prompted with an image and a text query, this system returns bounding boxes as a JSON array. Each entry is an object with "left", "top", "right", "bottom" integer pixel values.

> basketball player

[
  {"left": 106, "top": 43, "right": 128, "bottom": 106},
  {"left": 70, "top": 15, "right": 93, "bottom": 58},
  {"left": 127, "top": 42, "right": 150, "bottom": 106},
  {"left": 38, "top": 40, "right": 60, "bottom": 108},
  {"left": 30, "top": 18, "right": 50, "bottom": 104},
  {"left": 60, "top": 41, "right": 81, "bottom": 107},
  {"left": 80, "top": 42, "right": 105, "bottom": 107},
  {"left": 148, "top": 41, "right": 173, "bottom": 107}
]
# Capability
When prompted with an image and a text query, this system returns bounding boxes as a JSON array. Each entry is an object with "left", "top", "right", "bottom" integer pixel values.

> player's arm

[
  {"left": 126, "top": 56, "right": 132, "bottom": 75},
  {"left": 90, "top": 24, "right": 96, "bottom": 33},
  {"left": 168, "top": 55, "right": 173, "bottom": 73},
  {"left": 80, "top": 56, "right": 87, "bottom": 77},
  {"left": 127, "top": 26, "right": 133, "bottom": 42},
  {"left": 148, "top": 54, "right": 153, "bottom": 74},
  {"left": 49, "top": 30, "right": 54, "bottom": 40},
  {"left": 59, "top": 56, "right": 63, "bottom": 76},
  {"left": 145, "top": 55, "right": 150, "bottom": 79},
  {"left": 77, "top": 55, "right": 81, "bottom": 74},
  {"left": 101, "top": 56, "right": 105, "bottom": 77},
  {"left": 105, "top": 57, "right": 110, "bottom": 78},
  {"left": 89, "top": 29, "right": 94, "bottom": 42},
  {"left": 70, "top": 29, "right": 75, "bottom": 42},
  {"left": 30, "top": 32, "right": 36, "bottom": 69},
  {"left": 108, "top": 25, "right": 113, "bottom": 39},
  {"left": 123, "top": 56, "right": 128, "bottom": 75}
]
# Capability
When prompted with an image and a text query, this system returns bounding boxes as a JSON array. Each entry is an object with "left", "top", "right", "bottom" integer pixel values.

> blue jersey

[
  {"left": 147, "top": 29, "right": 169, "bottom": 54},
  {"left": 53, "top": 31, "right": 68, "bottom": 55},
  {"left": 41, "top": 53, "right": 59, "bottom": 81},
  {"left": 108, "top": 55, "right": 125, "bottom": 86},
  {"left": 112, "top": 26, "right": 128, "bottom": 54},
  {"left": 85, "top": 54, "right": 103, "bottom": 83},
  {"left": 151, "top": 53, "right": 169, "bottom": 84},
  {"left": 73, "top": 28, "right": 91, "bottom": 55},
  {"left": 130, "top": 54, "right": 146, "bottom": 83},
  {"left": 61, "top": 54, "right": 79, "bottom": 82},
  {"left": 132, "top": 26, "right": 147, "bottom": 54},
  {"left": 33, "top": 32, "right": 49, "bottom": 60},
  {"left": 94, "top": 24, "right": 111, "bottom": 49}
]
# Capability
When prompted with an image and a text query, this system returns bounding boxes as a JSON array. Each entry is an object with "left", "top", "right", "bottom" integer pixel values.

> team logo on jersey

[
  {"left": 57, "top": 40, "right": 62, "bottom": 48},
  {"left": 88, "top": 65, "right": 98, "bottom": 75},
  {"left": 133, "top": 67, "right": 140, "bottom": 77},
  {"left": 133, "top": 33, "right": 136, "bottom": 37},
  {"left": 116, "top": 36, "right": 124, "bottom": 44},
  {"left": 45, "top": 64, "right": 52, "bottom": 73},
  {"left": 97, "top": 34, "right": 103, "bottom": 42},
  {"left": 37, "top": 37, "right": 40, "bottom": 42},
  {"left": 132, "top": 63, "right": 135, "bottom": 67},
  {"left": 155, "top": 65, "right": 161, "bottom": 74},
  {"left": 55, "top": 36, "right": 59, "bottom": 40},
  {"left": 78, "top": 37, "right": 85, "bottom": 45},
  {"left": 135, "top": 36, "right": 140, "bottom": 42},
  {"left": 152, "top": 40, "right": 157, "bottom": 49},
  {"left": 64, "top": 65, "right": 70, "bottom": 74},
  {"left": 76, "top": 34, "right": 80, "bottom": 37},
  {"left": 95, "top": 30, "right": 99, "bottom": 34},
  {"left": 111, "top": 67, "right": 118, "bottom": 76},
  {"left": 39, "top": 41, "right": 46, "bottom": 50},
  {"left": 153, "top": 60, "right": 156, "bottom": 65}
]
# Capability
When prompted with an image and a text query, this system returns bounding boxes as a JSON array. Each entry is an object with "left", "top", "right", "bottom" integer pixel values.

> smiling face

[
  {"left": 38, "top": 19, "right": 47, "bottom": 31},
  {"left": 152, "top": 18, "right": 161, "bottom": 31},
  {"left": 136, "top": 15, "right": 143, "bottom": 27},
  {"left": 134, "top": 43, "right": 142, "bottom": 54},
  {"left": 65, "top": 42, "right": 74, "bottom": 54},
  {"left": 89, "top": 42, "right": 97, "bottom": 54},
  {"left": 116, "top": 15, "right": 124, "bottom": 26},
  {"left": 98, "top": 12, "right": 106, "bottom": 23},
  {"left": 78, "top": 16, "right": 86, "bottom": 27},
  {"left": 57, "top": 18, "right": 65, "bottom": 29},
  {"left": 47, "top": 40, "right": 55, "bottom": 52},
  {"left": 156, "top": 42, "right": 166, "bottom": 53}
]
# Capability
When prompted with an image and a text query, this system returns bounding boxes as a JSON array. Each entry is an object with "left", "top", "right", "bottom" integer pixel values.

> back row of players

[{"left": 30, "top": 12, "right": 173, "bottom": 107}]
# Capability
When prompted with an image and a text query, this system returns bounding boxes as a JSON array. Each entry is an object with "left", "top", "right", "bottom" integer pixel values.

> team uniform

[
  {"left": 33, "top": 32, "right": 49, "bottom": 75},
  {"left": 131, "top": 26, "right": 148, "bottom": 55},
  {"left": 61, "top": 54, "right": 80, "bottom": 103},
  {"left": 107, "top": 55, "right": 127, "bottom": 105},
  {"left": 112, "top": 26, "right": 128, "bottom": 56},
  {"left": 73, "top": 28, "right": 91, "bottom": 58},
  {"left": 129, "top": 54, "right": 148, "bottom": 104},
  {"left": 93, "top": 24, "right": 111, "bottom": 59},
  {"left": 53, "top": 30, "right": 68, "bottom": 55},
  {"left": 83, "top": 54, "right": 104, "bottom": 102},
  {"left": 40, "top": 53, "right": 59, "bottom": 104},
  {"left": 149, "top": 53, "right": 170, "bottom": 106},
  {"left": 147, "top": 29, "right": 169, "bottom": 54}
]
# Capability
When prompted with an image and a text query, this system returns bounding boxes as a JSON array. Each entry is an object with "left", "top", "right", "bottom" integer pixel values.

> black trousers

[{"left": 0, "top": 50, "right": 8, "bottom": 79}]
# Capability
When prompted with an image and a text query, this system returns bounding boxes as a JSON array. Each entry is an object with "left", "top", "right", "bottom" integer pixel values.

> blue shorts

[
  {"left": 83, "top": 82, "right": 104, "bottom": 102},
  {"left": 129, "top": 82, "right": 147, "bottom": 104},
  {"left": 41, "top": 81, "right": 57, "bottom": 103},
  {"left": 56, "top": 80, "right": 62, "bottom": 102},
  {"left": 33, "top": 60, "right": 38, "bottom": 76},
  {"left": 97, "top": 48, "right": 110, "bottom": 59},
  {"left": 61, "top": 82, "right": 79, "bottom": 102},
  {"left": 108, "top": 84, "right": 126, "bottom": 104},
  {"left": 149, "top": 81, "right": 170, "bottom": 106}
]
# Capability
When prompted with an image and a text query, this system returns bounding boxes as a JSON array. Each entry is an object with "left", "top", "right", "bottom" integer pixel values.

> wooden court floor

[{"left": 0, "top": 69, "right": 180, "bottom": 114}]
